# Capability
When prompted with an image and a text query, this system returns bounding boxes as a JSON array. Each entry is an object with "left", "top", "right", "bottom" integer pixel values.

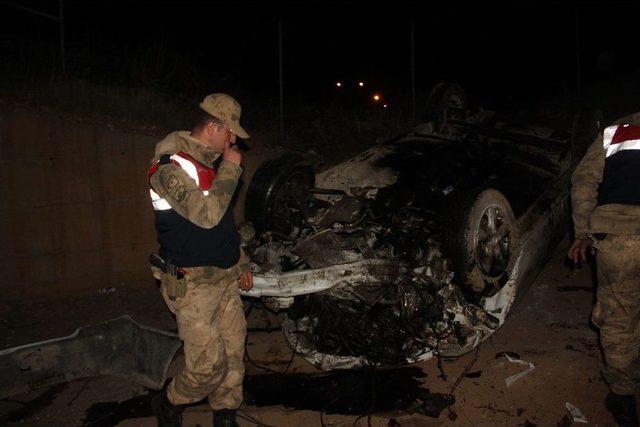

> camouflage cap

[{"left": 199, "top": 93, "right": 250, "bottom": 139}]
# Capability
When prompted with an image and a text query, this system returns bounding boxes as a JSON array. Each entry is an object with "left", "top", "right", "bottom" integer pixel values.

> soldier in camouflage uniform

[
  {"left": 148, "top": 94, "right": 253, "bottom": 427},
  {"left": 570, "top": 118, "right": 640, "bottom": 427}
]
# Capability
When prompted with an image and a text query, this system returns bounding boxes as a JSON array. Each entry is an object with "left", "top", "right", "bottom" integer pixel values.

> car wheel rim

[{"left": 474, "top": 204, "right": 511, "bottom": 278}]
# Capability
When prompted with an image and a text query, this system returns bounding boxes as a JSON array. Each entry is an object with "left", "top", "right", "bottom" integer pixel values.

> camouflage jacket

[
  {"left": 149, "top": 131, "right": 250, "bottom": 277},
  {"left": 571, "top": 116, "right": 640, "bottom": 239}
]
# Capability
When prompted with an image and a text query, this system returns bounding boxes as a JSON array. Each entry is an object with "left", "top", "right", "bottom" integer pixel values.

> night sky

[{"left": 3, "top": 1, "right": 640, "bottom": 113}]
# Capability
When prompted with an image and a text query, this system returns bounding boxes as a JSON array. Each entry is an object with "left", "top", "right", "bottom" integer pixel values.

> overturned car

[{"left": 240, "top": 84, "right": 601, "bottom": 370}]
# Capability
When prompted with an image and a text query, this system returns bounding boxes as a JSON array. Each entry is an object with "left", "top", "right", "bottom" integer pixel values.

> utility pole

[
  {"left": 575, "top": 5, "right": 581, "bottom": 95},
  {"left": 411, "top": 19, "right": 416, "bottom": 123},
  {"left": 59, "top": 0, "right": 66, "bottom": 75},
  {"left": 278, "top": 19, "right": 284, "bottom": 142},
  {"left": 0, "top": 0, "right": 66, "bottom": 75}
]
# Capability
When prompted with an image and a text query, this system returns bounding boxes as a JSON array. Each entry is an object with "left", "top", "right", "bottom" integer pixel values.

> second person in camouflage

[{"left": 569, "top": 117, "right": 640, "bottom": 427}]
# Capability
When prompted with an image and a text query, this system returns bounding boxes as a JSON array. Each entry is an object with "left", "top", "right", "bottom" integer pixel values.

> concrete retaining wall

[{"left": 0, "top": 109, "right": 159, "bottom": 298}]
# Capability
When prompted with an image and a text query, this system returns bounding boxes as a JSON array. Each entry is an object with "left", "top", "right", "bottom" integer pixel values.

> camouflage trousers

[
  {"left": 592, "top": 234, "right": 640, "bottom": 395},
  {"left": 160, "top": 267, "right": 247, "bottom": 410}
]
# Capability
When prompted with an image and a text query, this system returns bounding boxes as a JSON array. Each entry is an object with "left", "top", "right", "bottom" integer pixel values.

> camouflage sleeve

[
  {"left": 571, "top": 133, "right": 605, "bottom": 239},
  {"left": 150, "top": 160, "right": 243, "bottom": 229},
  {"left": 237, "top": 247, "right": 251, "bottom": 274}
]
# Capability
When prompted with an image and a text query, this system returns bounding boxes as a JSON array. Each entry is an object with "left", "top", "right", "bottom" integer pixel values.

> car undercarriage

[{"left": 240, "top": 84, "right": 597, "bottom": 369}]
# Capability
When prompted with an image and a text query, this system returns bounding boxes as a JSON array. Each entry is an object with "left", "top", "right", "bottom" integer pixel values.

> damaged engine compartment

[
  {"left": 244, "top": 186, "right": 511, "bottom": 368},
  {"left": 241, "top": 83, "right": 589, "bottom": 369}
]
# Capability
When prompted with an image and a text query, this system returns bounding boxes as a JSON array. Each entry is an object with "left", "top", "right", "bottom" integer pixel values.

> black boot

[
  {"left": 151, "top": 391, "right": 185, "bottom": 427},
  {"left": 213, "top": 409, "right": 239, "bottom": 427},
  {"left": 605, "top": 392, "right": 639, "bottom": 427}
]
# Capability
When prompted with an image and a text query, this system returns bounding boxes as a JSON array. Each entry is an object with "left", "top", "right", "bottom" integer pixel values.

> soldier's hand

[
  {"left": 568, "top": 238, "right": 592, "bottom": 264},
  {"left": 223, "top": 138, "right": 242, "bottom": 165},
  {"left": 238, "top": 271, "right": 253, "bottom": 291}
]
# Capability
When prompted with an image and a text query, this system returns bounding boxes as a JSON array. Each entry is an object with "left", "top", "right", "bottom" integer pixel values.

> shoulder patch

[
  {"left": 166, "top": 175, "right": 179, "bottom": 191},
  {"left": 166, "top": 174, "right": 189, "bottom": 206},
  {"left": 174, "top": 186, "right": 190, "bottom": 207}
]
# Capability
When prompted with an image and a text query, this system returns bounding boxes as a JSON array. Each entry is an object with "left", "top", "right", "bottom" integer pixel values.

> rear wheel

[{"left": 424, "top": 82, "right": 468, "bottom": 132}]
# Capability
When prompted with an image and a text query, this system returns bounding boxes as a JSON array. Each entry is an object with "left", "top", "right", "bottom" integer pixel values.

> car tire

[
  {"left": 425, "top": 82, "right": 468, "bottom": 131},
  {"left": 244, "top": 150, "right": 315, "bottom": 235},
  {"left": 444, "top": 188, "right": 516, "bottom": 296}
]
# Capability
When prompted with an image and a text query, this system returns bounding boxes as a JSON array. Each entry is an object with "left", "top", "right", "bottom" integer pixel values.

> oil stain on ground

[
  {"left": 83, "top": 367, "right": 453, "bottom": 425},
  {"left": 245, "top": 367, "right": 453, "bottom": 418},
  {"left": 84, "top": 392, "right": 154, "bottom": 426}
]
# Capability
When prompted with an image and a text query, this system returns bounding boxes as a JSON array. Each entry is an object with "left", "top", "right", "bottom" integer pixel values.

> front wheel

[
  {"left": 244, "top": 151, "right": 315, "bottom": 236},
  {"left": 445, "top": 188, "right": 517, "bottom": 296}
]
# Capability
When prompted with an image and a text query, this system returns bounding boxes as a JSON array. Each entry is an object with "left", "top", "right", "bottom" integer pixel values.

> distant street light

[
  {"left": 358, "top": 81, "right": 365, "bottom": 87},
  {"left": 372, "top": 94, "right": 381, "bottom": 102},
  {"left": 336, "top": 82, "right": 342, "bottom": 87}
]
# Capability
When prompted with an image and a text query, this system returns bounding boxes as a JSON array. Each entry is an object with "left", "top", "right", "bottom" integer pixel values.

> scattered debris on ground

[{"left": 0, "top": 235, "right": 615, "bottom": 426}]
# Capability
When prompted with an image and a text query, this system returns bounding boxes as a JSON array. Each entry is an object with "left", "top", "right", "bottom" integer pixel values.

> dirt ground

[{"left": 0, "top": 236, "right": 619, "bottom": 426}]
